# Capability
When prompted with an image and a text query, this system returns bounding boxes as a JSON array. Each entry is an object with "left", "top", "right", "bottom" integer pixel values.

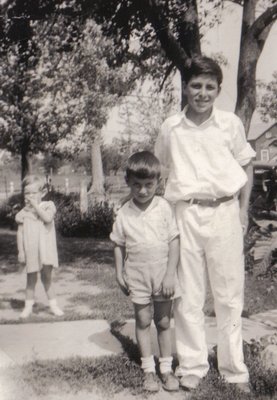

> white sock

[
  {"left": 141, "top": 355, "right": 156, "bottom": 373},
  {"left": 24, "top": 299, "right": 34, "bottom": 308},
  {"left": 49, "top": 299, "right": 64, "bottom": 316},
  {"left": 20, "top": 299, "right": 34, "bottom": 318},
  {"left": 159, "top": 356, "right": 173, "bottom": 374}
]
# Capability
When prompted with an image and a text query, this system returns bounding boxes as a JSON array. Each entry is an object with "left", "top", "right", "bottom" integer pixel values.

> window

[
  {"left": 265, "top": 131, "right": 272, "bottom": 139},
  {"left": 261, "top": 149, "right": 269, "bottom": 162}
]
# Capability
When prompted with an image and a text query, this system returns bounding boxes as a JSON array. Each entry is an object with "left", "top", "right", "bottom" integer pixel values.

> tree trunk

[
  {"left": 89, "top": 139, "right": 105, "bottom": 201},
  {"left": 21, "top": 145, "right": 31, "bottom": 181},
  {"left": 235, "top": 0, "right": 274, "bottom": 136}
]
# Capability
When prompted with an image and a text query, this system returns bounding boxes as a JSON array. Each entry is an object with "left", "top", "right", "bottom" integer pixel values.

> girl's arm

[
  {"left": 17, "top": 224, "right": 25, "bottom": 263},
  {"left": 28, "top": 199, "right": 55, "bottom": 223},
  {"left": 114, "top": 244, "right": 129, "bottom": 296},
  {"left": 162, "top": 236, "right": 180, "bottom": 298}
]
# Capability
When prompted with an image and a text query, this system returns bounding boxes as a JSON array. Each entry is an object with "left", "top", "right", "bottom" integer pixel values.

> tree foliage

[
  {"left": 257, "top": 71, "right": 277, "bottom": 123},
  {"left": 1, "top": 0, "right": 276, "bottom": 139},
  {"left": 0, "top": 11, "right": 134, "bottom": 178},
  {"left": 118, "top": 82, "right": 179, "bottom": 152}
]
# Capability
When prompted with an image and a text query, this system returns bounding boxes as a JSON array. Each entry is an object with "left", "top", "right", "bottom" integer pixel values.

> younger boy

[
  {"left": 110, "top": 151, "right": 180, "bottom": 392},
  {"left": 155, "top": 56, "right": 256, "bottom": 393}
]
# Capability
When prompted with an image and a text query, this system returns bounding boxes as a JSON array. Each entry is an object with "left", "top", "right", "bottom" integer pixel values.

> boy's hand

[
  {"left": 239, "top": 208, "right": 249, "bottom": 235},
  {"left": 162, "top": 273, "right": 175, "bottom": 298},
  {"left": 18, "top": 252, "right": 25, "bottom": 264},
  {"left": 116, "top": 274, "right": 130, "bottom": 296}
]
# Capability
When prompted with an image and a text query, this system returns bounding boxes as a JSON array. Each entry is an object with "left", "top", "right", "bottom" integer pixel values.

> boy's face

[
  {"left": 185, "top": 74, "right": 220, "bottom": 119},
  {"left": 127, "top": 176, "right": 159, "bottom": 209}
]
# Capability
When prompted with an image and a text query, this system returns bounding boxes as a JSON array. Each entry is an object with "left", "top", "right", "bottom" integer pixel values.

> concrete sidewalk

[{"left": 0, "top": 313, "right": 276, "bottom": 368}]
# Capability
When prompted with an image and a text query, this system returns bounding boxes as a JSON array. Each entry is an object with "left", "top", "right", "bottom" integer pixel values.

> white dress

[{"left": 15, "top": 201, "right": 59, "bottom": 273}]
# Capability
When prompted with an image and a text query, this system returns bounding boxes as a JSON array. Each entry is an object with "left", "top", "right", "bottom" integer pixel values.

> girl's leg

[
  {"left": 20, "top": 272, "right": 37, "bottom": 318},
  {"left": 154, "top": 300, "right": 179, "bottom": 391},
  {"left": 134, "top": 303, "right": 159, "bottom": 392},
  {"left": 26, "top": 272, "right": 38, "bottom": 300},
  {"left": 41, "top": 265, "right": 64, "bottom": 316},
  {"left": 40, "top": 265, "right": 55, "bottom": 299}
]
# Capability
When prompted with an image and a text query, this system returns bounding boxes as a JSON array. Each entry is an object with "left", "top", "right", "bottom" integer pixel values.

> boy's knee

[
  {"left": 136, "top": 314, "right": 152, "bottom": 330},
  {"left": 154, "top": 315, "right": 170, "bottom": 331}
]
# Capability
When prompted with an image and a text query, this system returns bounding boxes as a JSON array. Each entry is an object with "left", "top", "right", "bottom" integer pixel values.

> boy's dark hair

[
  {"left": 183, "top": 55, "right": 223, "bottom": 85},
  {"left": 125, "top": 151, "right": 161, "bottom": 181}
]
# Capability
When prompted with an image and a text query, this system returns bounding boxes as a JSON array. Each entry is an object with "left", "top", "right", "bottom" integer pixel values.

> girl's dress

[{"left": 15, "top": 201, "right": 59, "bottom": 273}]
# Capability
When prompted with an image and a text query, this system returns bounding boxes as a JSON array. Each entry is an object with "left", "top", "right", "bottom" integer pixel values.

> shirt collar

[
  {"left": 169, "top": 105, "right": 221, "bottom": 128},
  {"left": 129, "top": 196, "right": 159, "bottom": 213}
]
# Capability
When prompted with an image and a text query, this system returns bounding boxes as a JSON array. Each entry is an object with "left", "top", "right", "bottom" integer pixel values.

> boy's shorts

[{"left": 124, "top": 245, "right": 180, "bottom": 305}]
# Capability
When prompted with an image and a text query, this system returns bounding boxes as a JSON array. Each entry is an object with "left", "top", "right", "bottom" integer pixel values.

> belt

[{"left": 185, "top": 195, "right": 234, "bottom": 207}]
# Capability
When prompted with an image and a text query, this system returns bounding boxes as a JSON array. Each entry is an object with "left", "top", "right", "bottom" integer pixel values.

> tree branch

[
  {"left": 249, "top": 4, "right": 277, "bottom": 39},
  {"left": 142, "top": 0, "right": 189, "bottom": 70}
]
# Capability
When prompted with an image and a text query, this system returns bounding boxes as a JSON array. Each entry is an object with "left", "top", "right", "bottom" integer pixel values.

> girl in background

[{"left": 16, "top": 175, "right": 64, "bottom": 318}]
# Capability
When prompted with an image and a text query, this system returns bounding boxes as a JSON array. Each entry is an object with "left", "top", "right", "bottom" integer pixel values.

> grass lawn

[{"left": 0, "top": 229, "right": 277, "bottom": 399}]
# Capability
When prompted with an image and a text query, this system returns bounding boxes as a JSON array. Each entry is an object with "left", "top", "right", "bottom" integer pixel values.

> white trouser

[{"left": 174, "top": 199, "right": 249, "bottom": 383}]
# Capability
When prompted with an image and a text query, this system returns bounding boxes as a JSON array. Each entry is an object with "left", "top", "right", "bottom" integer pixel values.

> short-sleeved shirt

[
  {"left": 110, "top": 196, "right": 180, "bottom": 303},
  {"left": 15, "top": 201, "right": 58, "bottom": 272},
  {"left": 155, "top": 106, "right": 256, "bottom": 203},
  {"left": 110, "top": 196, "right": 179, "bottom": 264},
  {"left": 110, "top": 195, "right": 179, "bottom": 260}
]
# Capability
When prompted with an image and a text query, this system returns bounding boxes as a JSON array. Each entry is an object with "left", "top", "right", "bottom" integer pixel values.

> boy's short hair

[
  {"left": 183, "top": 55, "right": 223, "bottom": 86},
  {"left": 125, "top": 151, "right": 161, "bottom": 181}
]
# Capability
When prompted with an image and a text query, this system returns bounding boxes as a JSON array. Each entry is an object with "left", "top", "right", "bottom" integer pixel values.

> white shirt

[
  {"left": 110, "top": 196, "right": 179, "bottom": 261},
  {"left": 155, "top": 107, "right": 256, "bottom": 203}
]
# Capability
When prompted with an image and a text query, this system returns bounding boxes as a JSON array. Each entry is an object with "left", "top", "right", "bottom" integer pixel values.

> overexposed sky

[{"left": 103, "top": 1, "right": 277, "bottom": 142}]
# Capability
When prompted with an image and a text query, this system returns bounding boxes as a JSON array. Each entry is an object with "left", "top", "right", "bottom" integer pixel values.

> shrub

[
  {"left": 0, "top": 193, "right": 23, "bottom": 229},
  {"left": 0, "top": 190, "right": 114, "bottom": 238},
  {"left": 51, "top": 193, "right": 114, "bottom": 238}
]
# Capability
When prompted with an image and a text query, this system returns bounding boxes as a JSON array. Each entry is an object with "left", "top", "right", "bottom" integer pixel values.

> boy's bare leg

[
  {"left": 154, "top": 300, "right": 179, "bottom": 391},
  {"left": 134, "top": 303, "right": 152, "bottom": 357},
  {"left": 134, "top": 303, "right": 160, "bottom": 391},
  {"left": 153, "top": 300, "right": 172, "bottom": 357}
]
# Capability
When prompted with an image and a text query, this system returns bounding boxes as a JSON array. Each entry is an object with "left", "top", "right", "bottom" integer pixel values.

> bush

[
  {"left": 47, "top": 193, "right": 114, "bottom": 238},
  {"left": 0, "top": 190, "right": 114, "bottom": 238},
  {"left": 0, "top": 193, "right": 23, "bottom": 229}
]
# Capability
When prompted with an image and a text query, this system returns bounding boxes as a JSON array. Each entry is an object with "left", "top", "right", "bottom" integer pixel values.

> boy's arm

[
  {"left": 239, "top": 162, "right": 253, "bottom": 235},
  {"left": 114, "top": 244, "right": 129, "bottom": 296},
  {"left": 162, "top": 236, "right": 180, "bottom": 298},
  {"left": 17, "top": 224, "right": 25, "bottom": 263}
]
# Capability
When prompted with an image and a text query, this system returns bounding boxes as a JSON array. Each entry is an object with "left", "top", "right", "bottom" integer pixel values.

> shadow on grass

[
  {"left": 0, "top": 230, "right": 114, "bottom": 273},
  {"left": 68, "top": 290, "right": 134, "bottom": 322},
  {"left": 57, "top": 234, "right": 114, "bottom": 265},
  {"left": 110, "top": 320, "right": 141, "bottom": 365}
]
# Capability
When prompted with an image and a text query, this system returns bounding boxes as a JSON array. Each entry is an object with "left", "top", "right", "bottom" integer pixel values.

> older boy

[{"left": 155, "top": 56, "right": 255, "bottom": 393}]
